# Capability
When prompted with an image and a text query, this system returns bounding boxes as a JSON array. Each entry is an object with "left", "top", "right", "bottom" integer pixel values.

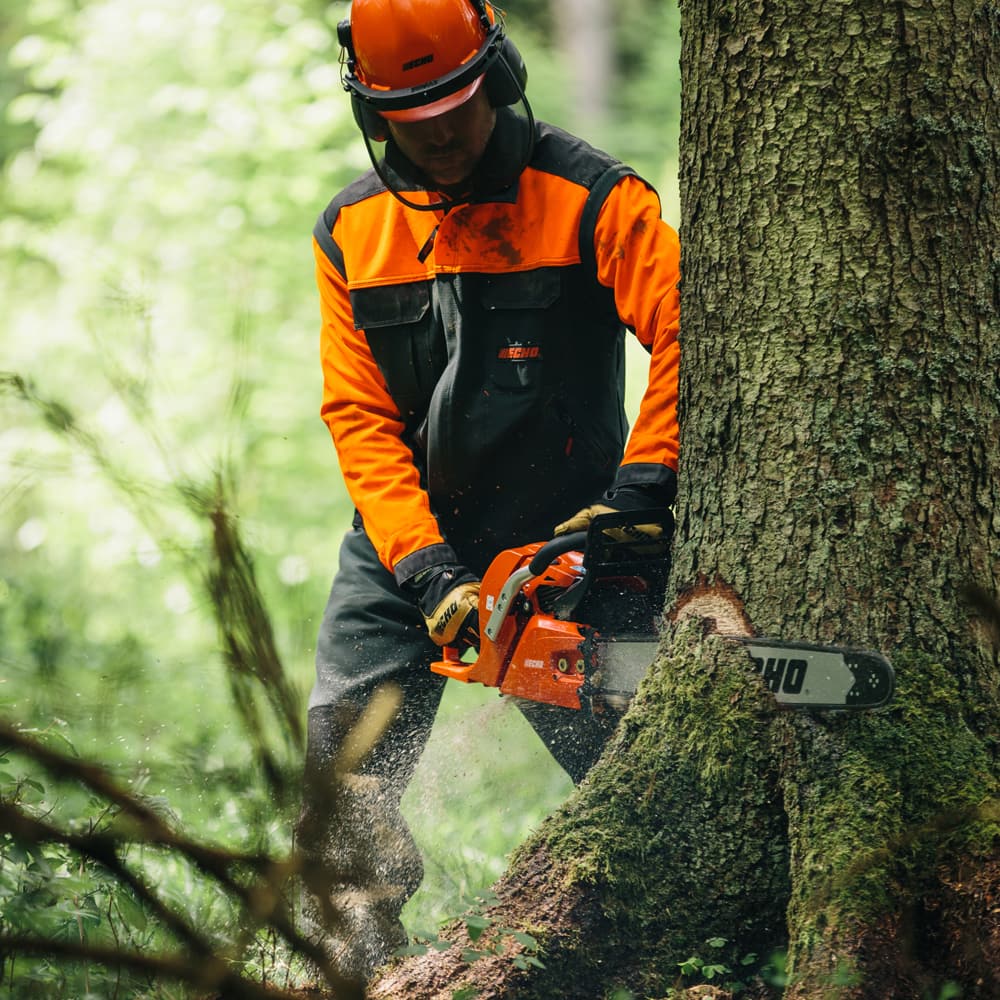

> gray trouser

[{"left": 296, "top": 524, "right": 618, "bottom": 982}]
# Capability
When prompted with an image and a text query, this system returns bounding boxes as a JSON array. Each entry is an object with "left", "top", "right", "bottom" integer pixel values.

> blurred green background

[{"left": 1, "top": 0, "right": 679, "bottom": 991}]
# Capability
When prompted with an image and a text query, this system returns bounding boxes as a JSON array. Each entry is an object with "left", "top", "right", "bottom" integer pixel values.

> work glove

[
  {"left": 554, "top": 481, "right": 674, "bottom": 542},
  {"left": 404, "top": 562, "right": 480, "bottom": 648}
]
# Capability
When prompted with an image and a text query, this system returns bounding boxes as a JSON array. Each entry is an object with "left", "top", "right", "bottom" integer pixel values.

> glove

[
  {"left": 404, "top": 562, "right": 480, "bottom": 648},
  {"left": 554, "top": 482, "right": 673, "bottom": 542}
]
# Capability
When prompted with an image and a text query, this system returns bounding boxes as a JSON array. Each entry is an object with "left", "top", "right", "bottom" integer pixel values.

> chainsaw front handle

[{"left": 527, "top": 531, "right": 588, "bottom": 576}]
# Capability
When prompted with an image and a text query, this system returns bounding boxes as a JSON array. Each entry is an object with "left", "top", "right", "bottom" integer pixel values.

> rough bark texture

[
  {"left": 676, "top": 0, "right": 1000, "bottom": 995},
  {"left": 354, "top": 1, "right": 1000, "bottom": 997}
]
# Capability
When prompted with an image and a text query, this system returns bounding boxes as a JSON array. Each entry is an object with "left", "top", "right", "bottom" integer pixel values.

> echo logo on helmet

[{"left": 402, "top": 54, "right": 434, "bottom": 73}]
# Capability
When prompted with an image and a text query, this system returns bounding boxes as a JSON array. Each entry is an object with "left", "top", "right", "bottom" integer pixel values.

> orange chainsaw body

[{"left": 430, "top": 541, "right": 595, "bottom": 710}]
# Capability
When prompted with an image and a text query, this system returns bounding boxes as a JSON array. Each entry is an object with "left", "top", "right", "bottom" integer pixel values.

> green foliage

[
  {"left": 0, "top": 738, "right": 156, "bottom": 998},
  {"left": 931, "top": 983, "right": 963, "bottom": 1000},
  {"left": 606, "top": 989, "right": 635, "bottom": 1000},
  {"left": 608, "top": 0, "right": 682, "bottom": 179}
]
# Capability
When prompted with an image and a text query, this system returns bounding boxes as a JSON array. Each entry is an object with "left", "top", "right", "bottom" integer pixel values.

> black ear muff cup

[
  {"left": 352, "top": 95, "right": 387, "bottom": 142},
  {"left": 485, "top": 37, "right": 527, "bottom": 108}
]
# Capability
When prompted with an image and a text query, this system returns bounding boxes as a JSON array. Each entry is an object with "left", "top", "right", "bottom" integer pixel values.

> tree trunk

[
  {"left": 678, "top": 0, "right": 1000, "bottom": 992},
  {"left": 366, "top": 1, "right": 1000, "bottom": 997}
]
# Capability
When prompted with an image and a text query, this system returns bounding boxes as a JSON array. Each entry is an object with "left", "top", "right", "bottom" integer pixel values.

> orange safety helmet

[{"left": 339, "top": 0, "right": 527, "bottom": 131}]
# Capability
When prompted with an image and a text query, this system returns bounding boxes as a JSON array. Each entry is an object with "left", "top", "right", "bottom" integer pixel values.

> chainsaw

[{"left": 430, "top": 510, "right": 894, "bottom": 712}]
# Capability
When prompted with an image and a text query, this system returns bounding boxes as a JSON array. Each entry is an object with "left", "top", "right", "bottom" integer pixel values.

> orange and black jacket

[{"left": 313, "top": 110, "right": 680, "bottom": 585}]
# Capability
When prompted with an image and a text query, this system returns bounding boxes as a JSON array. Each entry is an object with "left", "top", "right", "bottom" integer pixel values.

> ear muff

[
  {"left": 484, "top": 35, "right": 528, "bottom": 108},
  {"left": 351, "top": 94, "right": 388, "bottom": 142}
]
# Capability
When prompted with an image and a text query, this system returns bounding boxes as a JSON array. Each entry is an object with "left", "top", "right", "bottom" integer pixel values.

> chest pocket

[
  {"left": 350, "top": 280, "right": 442, "bottom": 420},
  {"left": 480, "top": 268, "right": 561, "bottom": 391}
]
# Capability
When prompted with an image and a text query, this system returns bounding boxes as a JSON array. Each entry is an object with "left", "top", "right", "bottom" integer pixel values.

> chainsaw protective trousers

[{"left": 296, "top": 523, "right": 619, "bottom": 983}]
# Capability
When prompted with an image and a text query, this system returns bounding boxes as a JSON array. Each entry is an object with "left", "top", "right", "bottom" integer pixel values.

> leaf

[
  {"left": 703, "top": 962, "right": 732, "bottom": 979},
  {"left": 465, "top": 913, "right": 492, "bottom": 942},
  {"left": 393, "top": 943, "right": 429, "bottom": 958},
  {"left": 451, "top": 987, "right": 480, "bottom": 1000},
  {"left": 678, "top": 956, "right": 703, "bottom": 975},
  {"left": 407, "top": 929, "right": 452, "bottom": 952},
  {"left": 113, "top": 888, "right": 148, "bottom": 933},
  {"left": 466, "top": 888, "right": 499, "bottom": 908},
  {"left": 707, "top": 936, "right": 728, "bottom": 948},
  {"left": 508, "top": 930, "right": 539, "bottom": 950},
  {"left": 461, "top": 948, "right": 491, "bottom": 964}
]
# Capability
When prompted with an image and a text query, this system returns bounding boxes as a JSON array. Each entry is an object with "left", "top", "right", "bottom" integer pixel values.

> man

[{"left": 297, "top": 0, "right": 680, "bottom": 984}]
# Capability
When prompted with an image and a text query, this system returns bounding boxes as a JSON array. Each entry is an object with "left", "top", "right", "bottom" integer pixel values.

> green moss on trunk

[
  {"left": 509, "top": 623, "right": 791, "bottom": 995},
  {"left": 782, "top": 650, "right": 1000, "bottom": 995}
]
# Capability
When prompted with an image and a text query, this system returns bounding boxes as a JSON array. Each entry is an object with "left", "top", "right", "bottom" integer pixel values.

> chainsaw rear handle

[{"left": 527, "top": 531, "right": 588, "bottom": 576}]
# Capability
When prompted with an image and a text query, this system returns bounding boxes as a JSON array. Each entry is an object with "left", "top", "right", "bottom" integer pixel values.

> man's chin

[
  {"left": 429, "top": 174, "right": 469, "bottom": 190},
  {"left": 424, "top": 159, "right": 473, "bottom": 189}
]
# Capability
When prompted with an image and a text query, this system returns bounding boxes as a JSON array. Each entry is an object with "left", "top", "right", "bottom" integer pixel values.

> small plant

[
  {"left": 396, "top": 888, "right": 545, "bottom": 975},
  {"left": 678, "top": 935, "right": 734, "bottom": 981},
  {"left": 927, "top": 983, "right": 962, "bottom": 1000},
  {"left": 760, "top": 949, "right": 788, "bottom": 987},
  {"left": 672, "top": 936, "right": 764, "bottom": 995}
]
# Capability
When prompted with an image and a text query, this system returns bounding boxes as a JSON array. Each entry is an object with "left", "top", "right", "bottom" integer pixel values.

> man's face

[{"left": 386, "top": 86, "right": 497, "bottom": 189}]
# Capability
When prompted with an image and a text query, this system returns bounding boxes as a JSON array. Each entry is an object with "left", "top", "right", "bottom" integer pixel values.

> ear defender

[
  {"left": 485, "top": 34, "right": 528, "bottom": 108},
  {"left": 339, "top": 19, "right": 388, "bottom": 142},
  {"left": 351, "top": 95, "right": 388, "bottom": 142}
]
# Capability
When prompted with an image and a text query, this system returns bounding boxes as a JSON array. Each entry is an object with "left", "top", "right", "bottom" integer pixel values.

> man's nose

[{"left": 421, "top": 112, "right": 456, "bottom": 146}]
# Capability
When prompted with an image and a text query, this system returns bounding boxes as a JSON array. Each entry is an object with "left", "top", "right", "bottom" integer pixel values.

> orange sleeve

[
  {"left": 314, "top": 235, "right": 446, "bottom": 572},
  {"left": 592, "top": 174, "right": 681, "bottom": 474}
]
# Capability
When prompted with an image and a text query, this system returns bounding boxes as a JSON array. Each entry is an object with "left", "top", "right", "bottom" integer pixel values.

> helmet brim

[{"left": 379, "top": 75, "right": 484, "bottom": 123}]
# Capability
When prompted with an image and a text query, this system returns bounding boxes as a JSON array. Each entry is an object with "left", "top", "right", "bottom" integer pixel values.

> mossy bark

[{"left": 367, "top": 2, "right": 1000, "bottom": 998}]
